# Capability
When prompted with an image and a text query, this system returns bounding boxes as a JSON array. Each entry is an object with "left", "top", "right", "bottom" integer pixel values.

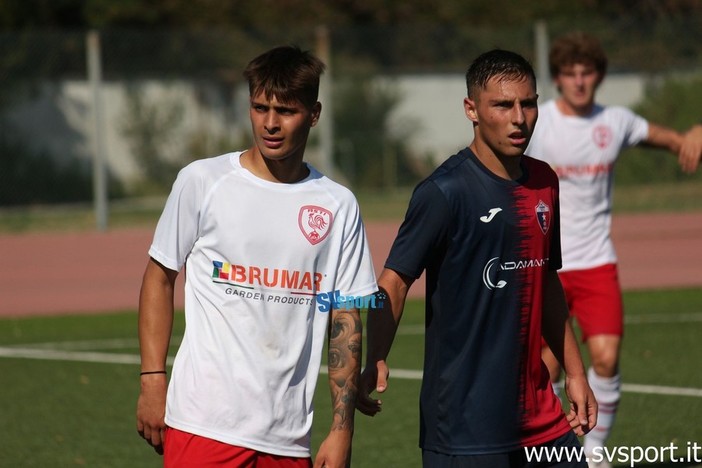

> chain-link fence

[{"left": 1, "top": 18, "right": 701, "bottom": 213}]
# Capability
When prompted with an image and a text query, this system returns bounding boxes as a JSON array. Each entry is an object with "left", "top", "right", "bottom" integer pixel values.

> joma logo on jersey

[{"left": 212, "top": 261, "right": 322, "bottom": 293}]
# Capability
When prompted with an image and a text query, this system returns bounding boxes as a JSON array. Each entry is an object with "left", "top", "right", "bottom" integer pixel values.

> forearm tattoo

[{"left": 328, "top": 309, "right": 362, "bottom": 430}]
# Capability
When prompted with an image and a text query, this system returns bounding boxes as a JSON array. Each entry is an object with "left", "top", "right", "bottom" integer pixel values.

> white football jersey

[
  {"left": 149, "top": 151, "right": 377, "bottom": 457},
  {"left": 527, "top": 100, "right": 648, "bottom": 271}
]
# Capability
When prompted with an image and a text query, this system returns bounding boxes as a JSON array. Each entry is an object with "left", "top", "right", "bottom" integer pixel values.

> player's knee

[{"left": 590, "top": 351, "right": 618, "bottom": 377}]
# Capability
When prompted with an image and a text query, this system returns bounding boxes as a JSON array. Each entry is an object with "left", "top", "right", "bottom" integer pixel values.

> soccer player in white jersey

[
  {"left": 136, "top": 45, "right": 377, "bottom": 467},
  {"left": 527, "top": 31, "right": 702, "bottom": 468}
]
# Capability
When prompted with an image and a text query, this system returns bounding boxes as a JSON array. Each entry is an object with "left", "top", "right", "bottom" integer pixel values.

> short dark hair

[
  {"left": 243, "top": 45, "right": 326, "bottom": 109},
  {"left": 465, "top": 49, "right": 536, "bottom": 99},
  {"left": 549, "top": 31, "right": 608, "bottom": 78}
]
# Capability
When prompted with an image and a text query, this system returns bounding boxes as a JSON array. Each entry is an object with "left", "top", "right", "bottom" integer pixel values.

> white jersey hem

[{"left": 165, "top": 418, "right": 312, "bottom": 458}]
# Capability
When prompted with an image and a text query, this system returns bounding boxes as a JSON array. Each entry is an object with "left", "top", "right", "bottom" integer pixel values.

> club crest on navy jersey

[
  {"left": 535, "top": 200, "right": 551, "bottom": 235},
  {"left": 298, "top": 205, "right": 333, "bottom": 245}
]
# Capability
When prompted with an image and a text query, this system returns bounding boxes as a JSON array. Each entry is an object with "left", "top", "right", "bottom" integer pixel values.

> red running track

[{"left": 1, "top": 212, "right": 700, "bottom": 317}]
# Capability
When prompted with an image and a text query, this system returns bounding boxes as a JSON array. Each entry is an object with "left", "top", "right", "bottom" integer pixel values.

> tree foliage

[
  {"left": 617, "top": 76, "right": 702, "bottom": 185},
  {"left": 2, "top": 0, "right": 702, "bottom": 30},
  {"left": 333, "top": 76, "right": 423, "bottom": 189}
]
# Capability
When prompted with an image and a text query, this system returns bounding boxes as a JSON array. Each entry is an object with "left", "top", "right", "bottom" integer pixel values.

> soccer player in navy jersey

[{"left": 357, "top": 49, "right": 597, "bottom": 467}]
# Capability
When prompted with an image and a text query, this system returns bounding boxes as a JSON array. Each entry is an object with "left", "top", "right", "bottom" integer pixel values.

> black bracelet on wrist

[{"left": 140, "top": 370, "right": 167, "bottom": 376}]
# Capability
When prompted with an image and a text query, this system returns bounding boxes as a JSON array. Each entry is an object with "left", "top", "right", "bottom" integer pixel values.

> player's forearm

[
  {"left": 139, "top": 305, "right": 174, "bottom": 372},
  {"left": 138, "top": 259, "right": 176, "bottom": 372},
  {"left": 328, "top": 307, "right": 362, "bottom": 432},
  {"left": 645, "top": 122, "right": 684, "bottom": 154},
  {"left": 559, "top": 321, "right": 587, "bottom": 379},
  {"left": 365, "top": 269, "right": 411, "bottom": 366},
  {"left": 543, "top": 317, "right": 587, "bottom": 380}
]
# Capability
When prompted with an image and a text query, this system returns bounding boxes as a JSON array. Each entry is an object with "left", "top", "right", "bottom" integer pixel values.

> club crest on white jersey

[
  {"left": 535, "top": 200, "right": 551, "bottom": 235},
  {"left": 298, "top": 205, "right": 333, "bottom": 245},
  {"left": 592, "top": 124, "right": 613, "bottom": 149}
]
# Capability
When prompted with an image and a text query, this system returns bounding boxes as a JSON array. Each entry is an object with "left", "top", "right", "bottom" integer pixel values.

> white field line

[
  {"left": 624, "top": 312, "right": 702, "bottom": 324},
  {"left": 0, "top": 345, "right": 174, "bottom": 366},
  {"left": 621, "top": 383, "right": 702, "bottom": 398},
  {"left": 19, "top": 338, "right": 141, "bottom": 350},
  {"left": 0, "top": 342, "right": 701, "bottom": 398}
]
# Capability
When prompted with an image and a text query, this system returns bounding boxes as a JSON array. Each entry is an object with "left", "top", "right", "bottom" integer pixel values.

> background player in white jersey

[
  {"left": 136, "top": 45, "right": 377, "bottom": 467},
  {"left": 527, "top": 31, "right": 702, "bottom": 468}
]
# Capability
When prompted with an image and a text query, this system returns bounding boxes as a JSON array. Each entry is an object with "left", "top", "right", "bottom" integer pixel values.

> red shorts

[
  {"left": 558, "top": 263, "right": 624, "bottom": 342},
  {"left": 163, "top": 427, "right": 313, "bottom": 468}
]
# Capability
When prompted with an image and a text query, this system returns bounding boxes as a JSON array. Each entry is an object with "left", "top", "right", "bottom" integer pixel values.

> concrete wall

[
  {"left": 4, "top": 73, "right": 646, "bottom": 185},
  {"left": 5, "top": 80, "right": 249, "bottom": 184},
  {"left": 387, "top": 73, "right": 646, "bottom": 164}
]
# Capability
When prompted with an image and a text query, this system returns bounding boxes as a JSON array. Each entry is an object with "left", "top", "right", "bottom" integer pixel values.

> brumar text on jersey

[
  {"left": 385, "top": 148, "right": 571, "bottom": 454},
  {"left": 148, "top": 152, "right": 377, "bottom": 458}
]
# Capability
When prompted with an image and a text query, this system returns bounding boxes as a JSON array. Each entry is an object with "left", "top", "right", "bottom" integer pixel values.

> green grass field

[{"left": 1, "top": 289, "right": 702, "bottom": 467}]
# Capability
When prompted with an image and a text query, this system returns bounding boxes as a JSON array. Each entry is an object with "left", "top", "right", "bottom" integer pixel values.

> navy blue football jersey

[{"left": 386, "top": 148, "right": 570, "bottom": 454}]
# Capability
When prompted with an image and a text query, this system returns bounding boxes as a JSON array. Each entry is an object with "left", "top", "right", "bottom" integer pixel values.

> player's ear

[
  {"left": 552, "top": 75, "right": 562, "bottom": 93},
  {"left": 310, "top": 101, "right": 322, "bottom": 127},
  {"left": 594, "top": 72, "right": 605, "bottom": 89},
  {"left": 464, "top": 97, "right": 478, "bottom": 123}
]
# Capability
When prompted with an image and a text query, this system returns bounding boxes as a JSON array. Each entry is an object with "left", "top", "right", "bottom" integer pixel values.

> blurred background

[{"left": 1, "top": 0, "right": 702, "bottom": 231}]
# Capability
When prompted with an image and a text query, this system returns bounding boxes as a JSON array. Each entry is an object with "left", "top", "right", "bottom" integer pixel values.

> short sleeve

[
  {"left": 333, "top": 199, "right": 378, "bottom": 298},
  {"left": 385, "top": 180, "right": 451, "bottom": 279},
  {"left": 616, "top": 106, "right": 649, "bottom": 148},
  {"left": 148, "top": 164, "right": 205, "bottom": 272}
]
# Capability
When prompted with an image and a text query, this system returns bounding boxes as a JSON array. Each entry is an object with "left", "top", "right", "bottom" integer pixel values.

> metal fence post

[
  {"left": 534, "top": 20, "right": 552, "bottom": 102},
  {"left": 87, "top": 30, "right": 109, "bottom": 231},
  {"left": 316, "top": 25, "right": 334, "bottom": 179}
]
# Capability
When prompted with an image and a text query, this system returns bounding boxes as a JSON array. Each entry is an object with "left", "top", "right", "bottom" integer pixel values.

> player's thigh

[
  {"left": 559, "top": 264, "right": 623, "bottom": 341},
  {"left": 163, "top": 427, "right": 311, "bottom": 467},
  {"left": 256, "top": 452, "right": 312, "bottom": 468},
  {"left": 163, "top": 427, "right": 256, "bottom": 467}
]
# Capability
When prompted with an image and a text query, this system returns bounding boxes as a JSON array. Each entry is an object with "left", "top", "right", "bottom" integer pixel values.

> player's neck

[
  {"left": 469, "top": 142, "right": 523, "bottom": 181},
  {"left": 241, "top": 149, "right": 309, "bottom": 184},
  {"left": 556, "top": 97, "right": 595, "bottom": 117}
]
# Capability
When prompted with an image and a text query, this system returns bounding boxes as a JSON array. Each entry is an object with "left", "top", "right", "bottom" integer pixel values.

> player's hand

[
  {"left": 136, "top": 374, "right": 168, "bottom": 455},
  {"left": 355, "top": 360, "right": 389, "bottom": 416},
  {"left": 564, "top": 373, "right": 597, "bottom": 436},
  {"left": 313, "top": 429, "right": 352, "bottom": 468},
  {"left": 679, "top": 124, "right": 702, "bottom": 173}
]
